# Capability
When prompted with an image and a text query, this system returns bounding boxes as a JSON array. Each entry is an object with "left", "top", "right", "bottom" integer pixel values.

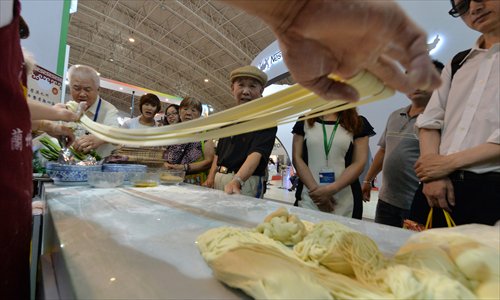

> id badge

[{"left": 319, "top": 168, "right": 335, "bottom": 185}]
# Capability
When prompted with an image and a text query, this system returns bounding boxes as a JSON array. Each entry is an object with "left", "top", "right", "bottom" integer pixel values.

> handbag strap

[{"left": 425, "top": 207, "right": 456, "bottom": 229}]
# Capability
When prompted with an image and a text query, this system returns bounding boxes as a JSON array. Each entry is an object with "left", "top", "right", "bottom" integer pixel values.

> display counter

[{"left": 40, "top": 183, "right": 413, "bottom": 299}]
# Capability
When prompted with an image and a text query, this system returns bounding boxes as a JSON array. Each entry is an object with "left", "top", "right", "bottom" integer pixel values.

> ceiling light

[
  {"left": 128, "top": 37, "right": 135, "bottom": 43},
  {"left": 109, "top": 58, "right": 114, "bottom": 62},
  {"left": 97, "top": 72, "right": 100, "bottom": 76},
  {"left": 119, "top": 87, "right": 123, "bottom": 90},
  {"left": 204, "top": 78, "right": 209, "bottom": 83}
]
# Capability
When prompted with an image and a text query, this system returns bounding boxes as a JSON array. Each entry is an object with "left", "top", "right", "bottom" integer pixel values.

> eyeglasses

[
  {"left": 166, "top": 113, "right": 178, "bottom": 117},
  {"left": 449, "top": 0, "right": 470, "bottom": 17}
]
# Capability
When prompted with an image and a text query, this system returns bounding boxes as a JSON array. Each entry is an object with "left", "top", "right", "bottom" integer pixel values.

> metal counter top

[{"left": 41, "top": 183, "right": 413, "bottom": 299}]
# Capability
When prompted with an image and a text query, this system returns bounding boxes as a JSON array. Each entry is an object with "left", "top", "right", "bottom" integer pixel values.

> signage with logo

[{"left": 27, "top": 64, "right": 62, "bottom": 106}]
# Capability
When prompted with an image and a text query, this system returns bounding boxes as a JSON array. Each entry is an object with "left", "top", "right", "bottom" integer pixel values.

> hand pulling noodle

[{"left": 78, "top": 71, "right": 394, "bottom": 146}]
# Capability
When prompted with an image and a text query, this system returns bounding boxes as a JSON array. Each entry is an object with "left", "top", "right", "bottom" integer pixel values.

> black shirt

[{"left": 216, "top": 127, "right": 277, "bottom": 176}]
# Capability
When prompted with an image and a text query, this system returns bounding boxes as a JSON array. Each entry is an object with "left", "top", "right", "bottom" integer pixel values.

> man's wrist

[
  {"left": 233, "top": 175, "right": 245, "bottom": 187},
  {"left": 446, "top": 154, "right": 461, "bottom": 171}
]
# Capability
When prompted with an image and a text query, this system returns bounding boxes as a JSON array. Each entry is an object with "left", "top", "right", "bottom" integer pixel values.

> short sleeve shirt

[{"left": 216, "top": 127, "right": 277, "bottom": 176}]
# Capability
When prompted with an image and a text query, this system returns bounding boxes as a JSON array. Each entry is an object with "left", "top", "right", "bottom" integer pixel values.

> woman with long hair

[{"left": 292, "top": 108, "right": 374, "bottom": 219}]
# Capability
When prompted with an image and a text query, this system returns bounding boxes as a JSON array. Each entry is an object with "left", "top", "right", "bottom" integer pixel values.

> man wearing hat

[{"left": 204, "top": 65, "right": 277, "bottom": 198}]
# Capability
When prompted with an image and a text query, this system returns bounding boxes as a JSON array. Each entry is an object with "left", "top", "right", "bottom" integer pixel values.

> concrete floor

[{"left": 264, "top": 180, "right": 379, "bottom": 220}]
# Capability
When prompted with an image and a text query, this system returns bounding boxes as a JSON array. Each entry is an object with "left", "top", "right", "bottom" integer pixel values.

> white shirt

[
  {"left": 416, "top": 36, "right": 499, "bottom": 174},
  {"left": 81, "top": 97, "right": 119, "bottom": 157},
  {"left": 121, "top": 116, "right": 158, "bottom": 129}
]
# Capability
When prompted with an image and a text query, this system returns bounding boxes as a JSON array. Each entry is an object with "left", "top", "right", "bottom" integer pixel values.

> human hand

[
  {"left": 53, "top": 103, "right": 82, "bottom": 122},
  {"left": 202, "top": 178, "right": 214, "bottom": 188},
  {"left": 73, "top": 135, "right": 104, "bottom": 153},
  {"left": 422, "top": 179, "right": 455, "bottom": 212},
  {"left": 415, "top": 154, "right": 455, "bottom": 182},
  {"left": 224, "top": 179, "right": 241, "bottom": 195},
  {"left": 309, "top": 185, "right": 335, "bottom": 212},
  {"left": 164, "top": 162, "right": 183, "bottom": 170},
  {"left": 267, "top": 0, "right": 441, "bottom": 100},
  {"left": 361, "top": 182, "right": 372, "bottom": 202},
  {"left": 43, "top": 121, "right": 75, "bottom": 146}
]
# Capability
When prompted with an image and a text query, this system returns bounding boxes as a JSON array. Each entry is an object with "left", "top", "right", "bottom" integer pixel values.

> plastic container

[
  {"left": 87, "top": 171, "right": 125, "bottom": 188},
  {"left": 102, "top": 164, "right": 147, "bottom": 182},
  {"left": 159, "top": 170, "right": 185, "bottom": 185},
  {"left": 130, "top": 172, "right": 160, "bottom": 187}
]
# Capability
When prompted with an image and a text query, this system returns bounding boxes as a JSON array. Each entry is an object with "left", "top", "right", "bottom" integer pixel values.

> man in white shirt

[
  {"left": 69, "top": 64, "right": 119, "bottom": 158},
  {"left": 411, "top": 0, "right": 500, "bottom": 226}
]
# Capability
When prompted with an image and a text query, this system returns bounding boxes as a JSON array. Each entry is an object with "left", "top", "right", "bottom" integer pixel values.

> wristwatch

[{"left": 233, "top": 175, "right": 245, "bottom": 187}]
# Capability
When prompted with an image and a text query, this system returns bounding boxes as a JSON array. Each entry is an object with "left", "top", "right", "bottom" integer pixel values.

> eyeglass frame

[{"left": 449, "top": 0, "right": 471, "bottom": 18}]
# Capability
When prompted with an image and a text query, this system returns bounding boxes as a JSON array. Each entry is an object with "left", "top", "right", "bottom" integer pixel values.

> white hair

[{"left": 67, "top": 64, "right": 100, "bottom": 87}]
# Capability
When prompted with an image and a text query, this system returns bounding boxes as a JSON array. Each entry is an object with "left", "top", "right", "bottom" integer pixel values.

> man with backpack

[{"left": 410, "top": 0, "right": 500, "bottom": 226}]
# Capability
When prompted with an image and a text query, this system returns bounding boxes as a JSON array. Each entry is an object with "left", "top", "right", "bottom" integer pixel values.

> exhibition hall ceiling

[{"left": 67, "top": 0, "right": 293, "bottom": 114}]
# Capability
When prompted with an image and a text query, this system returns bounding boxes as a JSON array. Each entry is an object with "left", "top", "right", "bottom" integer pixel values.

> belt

[
  {"left": 449, "top": 170, "right": 500, "bottom": 182},
  {"left": 217, "top": 166, "right": 238, "bottom": 174}
]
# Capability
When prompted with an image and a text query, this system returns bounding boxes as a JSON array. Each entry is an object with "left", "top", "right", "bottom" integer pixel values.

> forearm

[
  {"left": 235, "top": 152, "right": 262, "bottom": 181},
  {"left": 187, "top": 159, "right": 212, "bottom": 173},
  {"left": 207, "top": 155, "right": 218, "bottom": 181},
  {"left": 330, "top": 137, "right": 368, "bottom": 193},
  {"left": 29, "top": 100, "right": 62, "bottom": 121},
  {"left": 32, "top": 120, "right": 46, "bottom": 132},
  {"left": 329, "top": 161, "right": 366, "bottom": 193},
  {"left": 219, "top": 0, "right": 307, "bottom": 33},
  {"left": 293, "top": 158, "right": 317, "bottom": 191},
  {"left": 446, "top": 143, "right": 500, "bottom": 171},
  {"left": 419, "top": 128, "right": 441, "bottom": 156},
  {"left": 363, "top": 147, "right": 384, "bottom": 182}
]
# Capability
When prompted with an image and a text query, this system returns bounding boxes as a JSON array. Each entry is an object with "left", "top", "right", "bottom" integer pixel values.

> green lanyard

[{"left": 321, "top": 115, "right": 341, "bottom": 165}]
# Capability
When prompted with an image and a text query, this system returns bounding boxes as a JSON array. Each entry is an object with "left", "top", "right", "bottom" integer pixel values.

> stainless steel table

[{"left": 40, "top": 183, "right": 413, "bottom": 299}]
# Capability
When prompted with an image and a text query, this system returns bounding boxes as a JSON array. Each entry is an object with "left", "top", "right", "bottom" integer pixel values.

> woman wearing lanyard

[{"left": 292, "top": 109, "right": 375, "bottom": 219}]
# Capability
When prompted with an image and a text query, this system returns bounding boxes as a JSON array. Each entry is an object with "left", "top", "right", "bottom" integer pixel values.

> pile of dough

[
  {"left": 294, "top": 221, "right": 361, "bottom": 276},
  {"left": 398, "top": 228, "right": 500, "bottom": 299},
  {"left": 381, "top": 264, "right": 476, "bottom": 299},
  {"left": 197, "top": 208, "right": 499, "bottom": 299},
  {"left": 197, "top": 227, "right": 391, "bottom": 299},
  {"left": 255, "top": 207, "right": 308, "bottom": 246}
]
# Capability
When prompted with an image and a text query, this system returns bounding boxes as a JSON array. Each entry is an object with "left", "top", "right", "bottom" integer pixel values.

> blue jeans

[{"left": 375, "top": 199, "right": 410, "bottom": 228}]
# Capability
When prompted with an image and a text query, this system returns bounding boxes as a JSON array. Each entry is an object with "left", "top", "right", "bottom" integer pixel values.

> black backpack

[{"left": 450, "top": 49, "right": 472, "bottom": 81}]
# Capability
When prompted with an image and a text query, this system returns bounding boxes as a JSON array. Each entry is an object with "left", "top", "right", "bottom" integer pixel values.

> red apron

[{"left": 0, "top": 1, "right": 32, "bottom": 298}]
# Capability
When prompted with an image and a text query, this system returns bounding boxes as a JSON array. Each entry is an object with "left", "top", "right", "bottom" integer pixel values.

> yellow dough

[
  {"left": 78, "top": 71, "right": 394, "bottom": 146},
  {"left": 197, "top": 208, "right": 495, "bottom": 299},
  {"left": 197, "top": 227, "right": 391, "bottom": 299}
]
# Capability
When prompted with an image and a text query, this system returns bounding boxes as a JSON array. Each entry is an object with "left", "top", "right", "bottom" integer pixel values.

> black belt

[
  {"left": 449, "top": 170, "right": 500, "bottom": 182},
  {"left": 217, "top": 166, "right": 238, "bottom": 174}
]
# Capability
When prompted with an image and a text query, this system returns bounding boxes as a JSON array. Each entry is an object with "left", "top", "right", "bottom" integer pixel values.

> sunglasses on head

[{"left": 449, "top": 0, "right": 471, "bottom": 17}]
